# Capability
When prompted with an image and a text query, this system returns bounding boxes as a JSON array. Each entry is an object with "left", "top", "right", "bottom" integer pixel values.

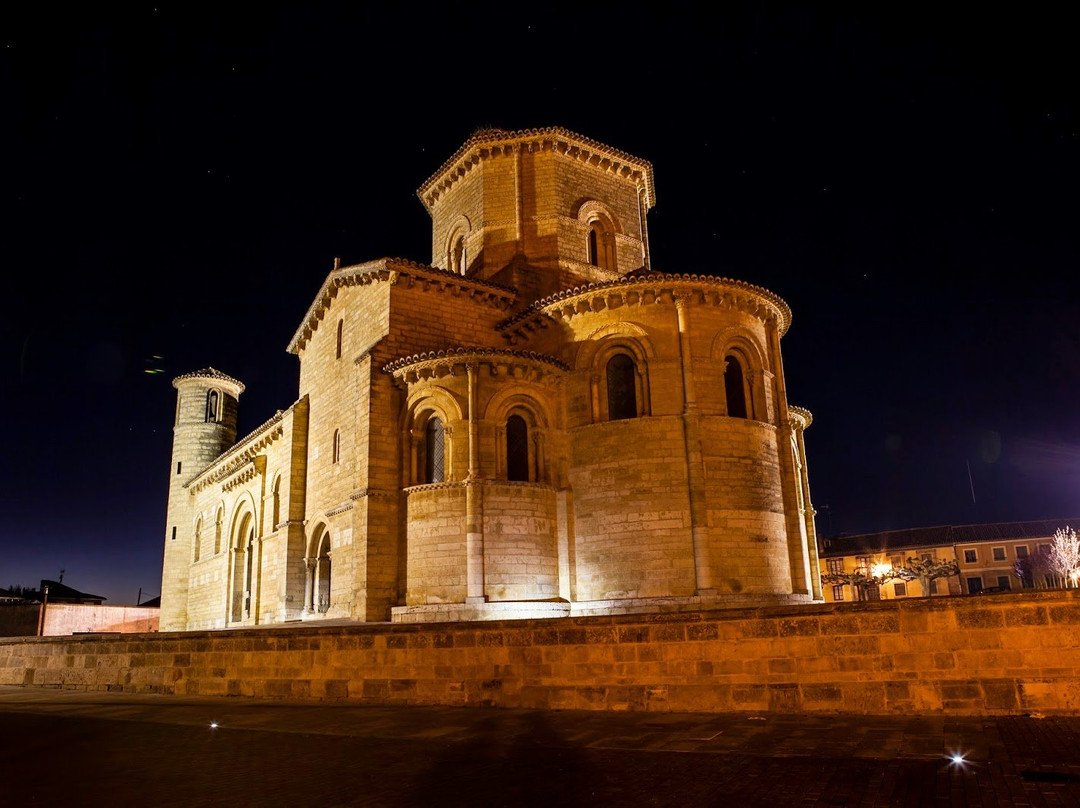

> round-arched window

[
  {"left": 506, "top": 415, "right": 529, "bottom": 481},
  {"left": 606, "top": 354, "right": 637, "bottom": 421},
  {"left": 424, "top": 417, "right": 445, "bottom": 483}
]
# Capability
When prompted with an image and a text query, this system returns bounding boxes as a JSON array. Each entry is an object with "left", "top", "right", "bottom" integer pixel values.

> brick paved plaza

[{"left": 3, "top": 686, "right": 1080, "bottom": 806}]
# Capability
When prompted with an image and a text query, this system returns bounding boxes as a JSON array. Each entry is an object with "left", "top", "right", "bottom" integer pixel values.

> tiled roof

[
  {"left": 172, "top": 367, "right": 245, "bottom": 393},
  {"left": 417, "top": 126, "right": 656, "bottom": 212},
  {"left": 39, "top": 580, "right": 107, "bottom": 603}
]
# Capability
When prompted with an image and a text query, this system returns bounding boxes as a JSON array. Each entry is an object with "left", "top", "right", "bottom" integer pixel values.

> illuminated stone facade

[{"left": 160, "top": 127, "right": 822, "bottom": 631}]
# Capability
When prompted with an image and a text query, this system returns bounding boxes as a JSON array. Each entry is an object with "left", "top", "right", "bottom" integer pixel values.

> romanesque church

[{"left": 161, "top": 127, "right": 822, "bottom": 631}]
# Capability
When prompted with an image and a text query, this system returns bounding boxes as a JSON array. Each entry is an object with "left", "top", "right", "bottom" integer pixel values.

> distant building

[
  {"left": 38, "top": 580, "right": 107, "bottom": 605},
  {"left": 0, "top": 582, "right": 158, "bottom": 637},
  {"left": 818, "top": 518, "right": 1079, "bottom": 601},
  {"left": 161, "top": 126, "right": 822, "bottom": 631}
]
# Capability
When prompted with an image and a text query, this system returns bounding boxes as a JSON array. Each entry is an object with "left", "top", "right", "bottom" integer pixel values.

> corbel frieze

[
  {"left": 222, "top": 463, "right": 257, "bottom": 493},
  {"left": 496, "top": 274, "right": 791, "bottom": 337},
  {"left": 189, "top": 422, "right": 280, "bottom": 494},
  {"left": 384, "top": 348, "right": 568, "bottom": 388},
  {"left": 324, "top": 501, "right": 354, "bottom": 517},
  {"left": 350, "top": 487, "right": 396, "bottom": 500}
]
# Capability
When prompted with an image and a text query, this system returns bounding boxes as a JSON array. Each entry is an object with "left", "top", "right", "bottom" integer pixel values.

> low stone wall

[
  {"left": 41, "top": 604, "right": 160, "bottom": 636},
  {"left": 0, "top": 604, "right": 160, "bottom": 637},
  {"left": 2, "top": 590, "right": 1079, "bottom": 715}
]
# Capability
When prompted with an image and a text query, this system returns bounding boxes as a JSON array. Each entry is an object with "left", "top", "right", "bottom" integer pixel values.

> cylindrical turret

[{"left": 160, "top": 368, "right": 244, "bottom": 630}]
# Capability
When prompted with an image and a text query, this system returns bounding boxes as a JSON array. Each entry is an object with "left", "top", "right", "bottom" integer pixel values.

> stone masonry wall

[
  {"left": 480, "top": 482, "right": 559, "bottom": 601},
  {"left": 4, "top": 591, "right": 1080, "bottom": 716},
  {"left": 568, "top": 416, "right": 696, "bottom": 601},
  {"left": 405, "top": 485, "right": 468, "bottom": 604}
]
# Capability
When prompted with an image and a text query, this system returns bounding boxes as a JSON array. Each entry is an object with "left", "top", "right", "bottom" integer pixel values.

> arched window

[
  {"left": 271, "top": 477, "right": 281, "bottom": 529},
  {"left": 724, "top": 354, "right": 748, "bottom": 418},
  {"left": 606, "top": 354, "right": 638, "bottom": 420},
  {"left": 193, "top": 518, "right": 202, "bottom": 563},
  {"left": 214, "top": 508, "right": 223, "bottom": 555},
  {"left": 424, "top": 417, "right": 445, "bottom": 483},
  {"left": 332, "top": 429, "right": 341, "bottom": 464},
  {"left": 506, "top": 415, "right": 530, "bottom": 482},
  {"left": 587, "top": 228, "right": 599, "bottom": 266},
  {"left": 205, "top": 390, "right": 219, "bottom": 423},
  {"left": 452, "top": 235, "right": 467, "bottom": 274},
  {"left": 336, "top": 319, "right": 343, "bottom": 360}
]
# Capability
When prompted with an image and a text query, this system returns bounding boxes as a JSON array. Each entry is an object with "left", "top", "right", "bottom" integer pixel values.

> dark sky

[{"left": 2, "top": 3, "right": 1078, "bottom": 605}]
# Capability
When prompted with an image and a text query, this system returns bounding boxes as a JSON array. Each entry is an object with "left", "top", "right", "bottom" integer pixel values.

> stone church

[{"left": 161, "top": 127, "right": 822, "bottom": 631}]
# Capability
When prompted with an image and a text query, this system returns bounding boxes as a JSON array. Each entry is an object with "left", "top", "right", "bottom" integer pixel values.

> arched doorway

[
  {"left": 230, "top": 511, "right": 256, "bottom": 623},
  {"left": 316, "top": 530, "right": 332, "bottom": 613},
  {"left": 306, "top": 526, "right": 332, "bottom": 615}
]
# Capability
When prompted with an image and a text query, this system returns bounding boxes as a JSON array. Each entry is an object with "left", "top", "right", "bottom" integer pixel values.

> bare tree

[
  {"left": 821, "top": 567, "right": 903, "bottom": 601},
  {"left": 895, "top": 557, "right": 960, "bottom": 596},
  {"left": 1048, "top": 526, "right": 1080, "bottom": 588}
]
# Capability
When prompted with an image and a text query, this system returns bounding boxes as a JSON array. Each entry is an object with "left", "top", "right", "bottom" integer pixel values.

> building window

[
  {"left": 831, "top": 584, "right": 845, "bottom": 601},
  {"left": 453, "top": 235, "right": 467, "bottom": 274},
  {"left": 505, "top": 415, "right": 529, "bottom": 482},
  {"left": 332, "top": 429, "right": 341, "bottom": 464},
  {"left": 336, "top": 319, "right": 343, "bottom": 360},
  {"left": 963, "top": 549, "right": 977, "bottom": 563},
  {"left": 206, "top": 390, "right": 219, "bottom": 423},
  {"left": 997, "top": 576, "right": 1011, "bottom": 589},
  {"left": 889, "top": 556, "right": 902, "bottom": 568},
  {"left": 214, "top": 509, "right": 223, "bottom": 555},
  {"left": 929, "top": 579, "right": 938, "bottom": 595},
  {"left": 424, "top": 418, "right": 445, "bottom": 483},
  {"left": 587, "top": 227, "right": 599, "bottom": 266},
  {"left": 171, "top": 526, "right": 176, "bottom": 541},
  {"left": 967, "top": 576, "right": 983, "bottom": 594},
  {"left": 893, "top": 582, "right": 907, "bottom": 597},
  {"left": 1039, "top": 544, "right": 1051, "bottom": 555},
  {"left": 176, "top": 462, "right": 182, "bottom": 475},
  {"left": 193, "top": 518, "right": 202, "bottom": 563},
  {"left": 1016, "top": 545, "right": 1029, "bottom": 559},
  {"left": 992, "top": 546, "right": 1006, "bottom": 561},
  {"left": 606, "top": 354, "right": 637, "bottom": 420},
  {"left": 855, "top": 555, "right": 871, "bottom": 571},
  {"left": 724, "top": 355, "right": 748, "bottom": 418},
  {"left": 826, "top": 558, "right": 844, "bottom": 575}
]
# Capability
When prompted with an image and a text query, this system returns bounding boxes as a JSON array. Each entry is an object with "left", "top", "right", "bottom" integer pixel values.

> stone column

[
  {"left": 252, "top": 536, "right": 264, "bottom": 625},
  {"left": 465, "top": 363, "right": 485, "bottom": 602},
  {"left": 494, "top": 425, "right": 506, "bottom": 479},
  {"left": 533, "top": 430, "right": 546, "bottom": 483},
  {"left": 767, "top": 317, "right": 813, "bottom": 597},
  {"left": 514, "top": 145, "right": 524, "bottom": 254},
  {"left": 675, "top": 294, "right": 713, "bottom": 594},
  {"left": 303, "top": 557, "right": 316, "bottom": 614}
]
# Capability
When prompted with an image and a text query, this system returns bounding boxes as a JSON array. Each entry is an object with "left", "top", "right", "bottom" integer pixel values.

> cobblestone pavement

[{"left": 3, "top": 686, "right": 1080, "bottom": 807}]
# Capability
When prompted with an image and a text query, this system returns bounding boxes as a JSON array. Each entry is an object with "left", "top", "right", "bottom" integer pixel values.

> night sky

[{"left": 2, "top": 4, "right": 1077, "bottom": 605}]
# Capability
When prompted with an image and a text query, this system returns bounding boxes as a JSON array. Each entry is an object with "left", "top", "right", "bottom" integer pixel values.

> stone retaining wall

[{"left": 2, "top": 590, "right": 1079, "bottom": 715}]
